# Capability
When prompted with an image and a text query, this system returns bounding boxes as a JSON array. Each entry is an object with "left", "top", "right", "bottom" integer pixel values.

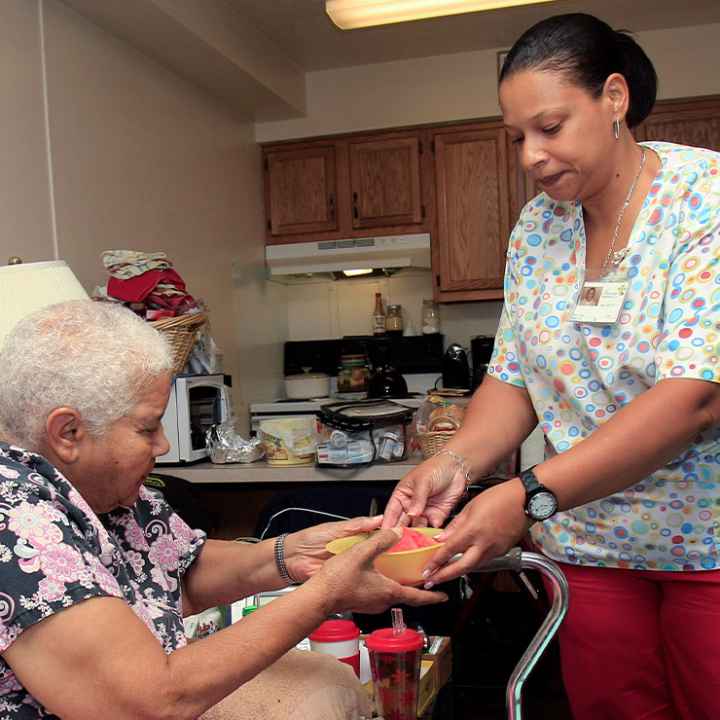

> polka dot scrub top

[{"left": 488, "top": 142, "right": 720, "bottom": 571}]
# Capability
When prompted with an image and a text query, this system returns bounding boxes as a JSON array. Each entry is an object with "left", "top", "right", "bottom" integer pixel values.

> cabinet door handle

[
  {"left": 353, "top": 204, "right": 359, "bottom": 219},
  {"left": 328, "top": 193, "right": 335, "bottom": 218}
]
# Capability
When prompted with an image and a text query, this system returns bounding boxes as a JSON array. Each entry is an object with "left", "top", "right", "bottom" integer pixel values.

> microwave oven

[{"left": 157, "top": 374, "right": 232, "bottom": 464}]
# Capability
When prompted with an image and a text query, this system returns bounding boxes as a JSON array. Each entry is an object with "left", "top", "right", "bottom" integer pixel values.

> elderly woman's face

[
  {"left": 499, "top": 69, "right": 616, "bottom": 202},
  {"left": 72, "top": 373, "right": 172, "bottom": 513}
]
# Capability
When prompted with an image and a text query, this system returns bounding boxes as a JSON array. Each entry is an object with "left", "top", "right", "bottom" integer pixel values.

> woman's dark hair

[{"left": 499, "top": 13, "right": 657, "bottom": 128}]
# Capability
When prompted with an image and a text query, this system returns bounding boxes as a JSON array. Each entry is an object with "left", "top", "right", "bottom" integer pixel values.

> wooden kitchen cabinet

[
  {"left": 263, "top": 131, "right": 429, "bottom": 244},
  {"left": 431, "top": 122, "right": 511, "bottom": 302},
  {"left": 635, "top": 95, "right": 720, "bottom": 151},
  {"left": 264, "top": 144, "right": 339, "bottom": 238},
  {"left": 349, "top": 136, "right": 424, "bottom": 229}
]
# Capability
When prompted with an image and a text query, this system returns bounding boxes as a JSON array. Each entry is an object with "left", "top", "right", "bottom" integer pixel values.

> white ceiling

[{"left": 235, "top": 0, "right": 720, "bottom": 71}]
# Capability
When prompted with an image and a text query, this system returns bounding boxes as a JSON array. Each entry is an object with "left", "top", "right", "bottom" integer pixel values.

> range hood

[{"left": 265, "top": 233, "right": 431, "bottom": 277}]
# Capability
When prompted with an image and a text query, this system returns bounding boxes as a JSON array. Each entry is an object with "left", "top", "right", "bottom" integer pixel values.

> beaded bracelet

[
  {"left": 274, "top": 532, "right": 299, "bottom": 586},
  {"left": 437, "top": 448, "right": 472, "bottom": 487}
]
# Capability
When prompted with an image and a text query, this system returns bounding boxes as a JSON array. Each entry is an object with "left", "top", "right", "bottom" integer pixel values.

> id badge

[{"left": 571, "top": 279, "right": 628, "bottom": 323}]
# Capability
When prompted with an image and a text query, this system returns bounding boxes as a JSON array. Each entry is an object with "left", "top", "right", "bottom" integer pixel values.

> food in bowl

[
  {"left": 326, "top": 527, "right": 444, "bottom": 586},
  {"left": 387, "top": 527, "right": 438, "bottom": 553}
]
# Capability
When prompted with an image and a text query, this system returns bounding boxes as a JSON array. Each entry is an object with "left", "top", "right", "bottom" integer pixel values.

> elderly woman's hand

[
  {"left": 310, "top": 528, "right": 448, "bottom": 615},
  {"left": 284, "top": 515, "right": 384, "bottom": 583}
]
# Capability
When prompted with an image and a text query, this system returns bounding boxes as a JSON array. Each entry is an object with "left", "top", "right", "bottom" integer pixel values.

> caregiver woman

[{"left": 382, "top": 13, "right": 720, "bottom": 720}]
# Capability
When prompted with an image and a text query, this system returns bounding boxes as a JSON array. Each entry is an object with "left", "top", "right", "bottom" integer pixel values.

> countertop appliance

[
  {"left": 158, "top": 374, "right": 232, "bottom": 464},
  {"left": 441, "top": 343, "right": 470, "bottom": 390}
]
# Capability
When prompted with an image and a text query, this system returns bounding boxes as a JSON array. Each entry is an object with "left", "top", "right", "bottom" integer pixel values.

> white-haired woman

[{"left": 0, "top": 300, "right": 446, "bottom": 720}]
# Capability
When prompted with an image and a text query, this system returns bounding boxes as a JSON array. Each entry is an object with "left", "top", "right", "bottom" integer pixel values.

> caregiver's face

[{"left": 500, "top": 68, "right": 616, "bottom": 203}]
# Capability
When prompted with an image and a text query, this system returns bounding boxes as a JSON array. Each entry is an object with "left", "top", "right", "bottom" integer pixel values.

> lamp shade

[
  {"left": 326, "top": 0, "right": 557, "bottom": 29},
  {"left": 0, "top": 260, "right": 89, "bottom": 346}
]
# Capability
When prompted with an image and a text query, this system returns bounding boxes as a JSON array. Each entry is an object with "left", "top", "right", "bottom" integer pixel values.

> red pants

[{"left": 546, "top": 562, "right": 720, "bottom": 720}]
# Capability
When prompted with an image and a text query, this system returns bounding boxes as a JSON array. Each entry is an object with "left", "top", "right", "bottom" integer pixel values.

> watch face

[{"left": 528, "top": 491, "right": 557, "bottom": 520}]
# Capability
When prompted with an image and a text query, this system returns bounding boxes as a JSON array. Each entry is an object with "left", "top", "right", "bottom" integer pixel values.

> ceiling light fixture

[
  {"left": 342, "top": 268, "right": 374, "bottom": 276},
  {"left": 326, "top": 0, "right": 557, "bottom": 30}
]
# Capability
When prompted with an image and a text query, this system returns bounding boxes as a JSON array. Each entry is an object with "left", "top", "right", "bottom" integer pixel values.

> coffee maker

[
  {"left": 470, "top": 335, "right": 495, "bottom": 389},
  {"left": 441, "top": 344, "right": 470, "bottom": 389}
]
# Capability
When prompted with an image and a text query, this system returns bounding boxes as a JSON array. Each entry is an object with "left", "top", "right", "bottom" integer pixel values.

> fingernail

[
  {"left": 433, "top": 533, "right": 445, "bottom": 542},
  {"left": 424, "top": 580, "right": 435, "bottom": 590},
  {"left": 422, "top": 568, "right": 431, "bottom": 578},
  {"left": 372, "top": 515, "right": 383, "bottom": 520}
]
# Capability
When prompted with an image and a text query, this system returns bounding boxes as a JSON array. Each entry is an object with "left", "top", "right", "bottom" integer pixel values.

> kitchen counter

[{"left": 158, "top": 457, "right": 423, "bottom": 485}]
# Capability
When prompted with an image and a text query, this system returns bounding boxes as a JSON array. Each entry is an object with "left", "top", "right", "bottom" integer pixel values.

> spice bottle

[{"left": 372, "top": 293, "right": 386, "bottom": 336}]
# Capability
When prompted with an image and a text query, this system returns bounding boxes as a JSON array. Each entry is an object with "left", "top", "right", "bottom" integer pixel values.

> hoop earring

[{"left": 613, "top": 118, "right": 621, "bottom": 140}]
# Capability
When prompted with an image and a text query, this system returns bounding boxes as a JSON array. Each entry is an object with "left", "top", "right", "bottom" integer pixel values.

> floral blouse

[
  {"left": 489, "top": 142, "right": 720, "bottom": 571},
  {"left": 0, "top": 442, "right": 206, "bottom": 718}
]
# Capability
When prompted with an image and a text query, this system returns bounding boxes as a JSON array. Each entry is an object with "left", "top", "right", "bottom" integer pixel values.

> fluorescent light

[
  {"left": 326, "top": 0, "right": 557, "bottom": 29},
  {"left": 342, "top": 268, "right": 374, "bottom": 276}
]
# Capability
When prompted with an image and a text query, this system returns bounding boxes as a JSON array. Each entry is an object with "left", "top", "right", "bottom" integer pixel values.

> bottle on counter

[
  {"left": 372, "top": 293, "right": 386, "bottom": 336},
  {"left": 385, "top": 304, "right": 404, "bottom": 337}
]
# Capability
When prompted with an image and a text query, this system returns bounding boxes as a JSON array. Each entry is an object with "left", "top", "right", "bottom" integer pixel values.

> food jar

[
  {"left": 337, "top": 354, "right": 369, "bottom": 394},
  {"left": 421, "top": 299, "right": 441, "bottom": 335}
]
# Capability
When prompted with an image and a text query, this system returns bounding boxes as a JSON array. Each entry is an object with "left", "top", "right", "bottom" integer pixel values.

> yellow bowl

[{"left": 326, "top": 527, "right": 445, "bottom": 586}]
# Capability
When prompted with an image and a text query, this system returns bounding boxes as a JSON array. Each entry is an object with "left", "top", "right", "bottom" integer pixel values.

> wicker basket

[
  {"left": 150, "top": 312, "right": 207, "bottom": 375},
  {"left": 417, "top": 416, "right": 461, "bottom": 460}
]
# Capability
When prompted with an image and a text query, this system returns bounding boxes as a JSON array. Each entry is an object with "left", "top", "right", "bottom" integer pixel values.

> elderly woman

[{"left": 0, "top": 300, "right": 445, "bottom": 720}]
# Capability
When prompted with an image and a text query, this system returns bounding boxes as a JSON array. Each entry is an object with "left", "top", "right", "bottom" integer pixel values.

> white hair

[{"left": 0, "top": 300, "right": 173, "bottom": 449}]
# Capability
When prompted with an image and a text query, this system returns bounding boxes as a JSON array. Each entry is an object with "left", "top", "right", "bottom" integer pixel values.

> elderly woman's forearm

[
  {"left": 535, "top": 378, "right": 720, "bottom": 510},
  {"left": 182, "top": 538, "right": 289, "bottom": 616}
]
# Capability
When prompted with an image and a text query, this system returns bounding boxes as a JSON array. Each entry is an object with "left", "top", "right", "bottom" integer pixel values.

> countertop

[{"left": 156, "top": 457, "right": 423, "bottom": 484}]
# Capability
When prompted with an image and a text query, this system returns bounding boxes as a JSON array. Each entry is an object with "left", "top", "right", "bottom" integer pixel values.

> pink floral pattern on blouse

[{"left": 0, "top": 443, "right": 206, "bottom": 718}]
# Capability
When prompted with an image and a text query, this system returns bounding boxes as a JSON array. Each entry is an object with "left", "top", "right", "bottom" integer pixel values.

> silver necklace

[{"left": 602, "top": 147, "right": 647, "bottom": 269}]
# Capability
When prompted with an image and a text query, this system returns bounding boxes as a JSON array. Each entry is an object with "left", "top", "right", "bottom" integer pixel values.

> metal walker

[{"left": 470, "top": 548, "right": 569, "bottom": 720}]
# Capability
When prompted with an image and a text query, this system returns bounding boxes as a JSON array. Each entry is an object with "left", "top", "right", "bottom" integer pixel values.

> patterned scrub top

[
  {"left": 0, "top": 442, "right": 206, "bottom": 718},
  {"left": 488, "top": 142, "right": 720, "bottom": 571}
]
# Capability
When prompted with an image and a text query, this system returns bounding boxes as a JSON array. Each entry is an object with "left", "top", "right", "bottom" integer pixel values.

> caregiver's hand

[
  {"left": 313, "top": 528, "right": 449, "bottom": 615},
  {"left": 420, "top": 479, "right": 531, "bottom": 588},
  {"left": 382, "top": 451, "right": 469, "bottom": 529},
  {"left": 285, "top": 515, "right": 383, "bottom": 582}
]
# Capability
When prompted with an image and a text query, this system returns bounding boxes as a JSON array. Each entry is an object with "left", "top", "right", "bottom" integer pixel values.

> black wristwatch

[{"left": 520, "top": 468, "right": 558, "bottom": 521}]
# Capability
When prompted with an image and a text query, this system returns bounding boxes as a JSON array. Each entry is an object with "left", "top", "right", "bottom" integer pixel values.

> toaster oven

[{"left": 157, "top": 374, "right": 232, "bottom": 464}]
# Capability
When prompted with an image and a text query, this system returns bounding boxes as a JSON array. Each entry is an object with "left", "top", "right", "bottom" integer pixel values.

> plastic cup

[
  {"left": 365, "top": 627, "right": 424, "bottom": 720},
  {"left": 308, "top": 619, "right": 361, "bottom": 677}
]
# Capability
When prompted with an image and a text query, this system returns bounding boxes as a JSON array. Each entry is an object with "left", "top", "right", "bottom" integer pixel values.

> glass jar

[
  {"left": 337, "top": 354, "right": 369, "bottom": 393},
  {"left": 385, "top": 304, "right": 404, "bottom": 336},
  {"left": 421, "top": 299, "right": 440, "bottom": 335}
]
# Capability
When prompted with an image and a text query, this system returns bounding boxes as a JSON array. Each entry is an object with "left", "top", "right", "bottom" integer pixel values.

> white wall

[{"left": 0, "top": 0, "right": 287, "bottom": 431}]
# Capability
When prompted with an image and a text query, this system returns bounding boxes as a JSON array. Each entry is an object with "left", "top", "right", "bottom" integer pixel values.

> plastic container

[
  {"left": 308, "top": 619, "right": 361, "bottom": 677},
  {"left": 259, "top": 416, "right": 317, "bottom": 466},
  {"left": 366, "top": 627, "right": 424, "bottom": 720},
  {"left": 316, "top": 400, "right": 414, "bottom": 467}
]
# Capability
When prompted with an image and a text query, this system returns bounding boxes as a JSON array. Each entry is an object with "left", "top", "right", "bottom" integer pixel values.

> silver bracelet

[
  {"left": 437, "top": 448, "right": 472, "bottom": 487},
  {"left": 274, "top": 533, "right": 299, "bottom": 586}
]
